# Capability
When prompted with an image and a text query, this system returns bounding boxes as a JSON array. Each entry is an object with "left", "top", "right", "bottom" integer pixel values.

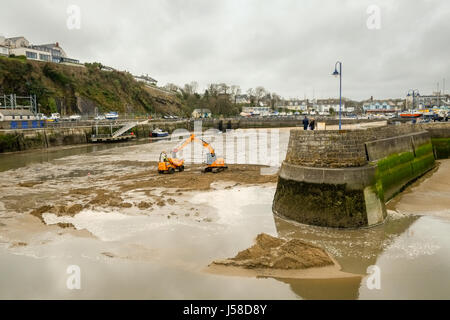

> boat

[
  {"left": 152, "top": 128, "right": 169, "bottom": 137},
  {"left": 105, "top": 112, "right": 119, "bottom": 120},
  {"left": 399, "top": 111, "right": 422, "bottom": 118}
]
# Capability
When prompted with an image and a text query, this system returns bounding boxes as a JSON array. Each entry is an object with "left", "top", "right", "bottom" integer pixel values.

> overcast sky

[{"left": 1, "top": 0, "right": 449, "bottom": 100}]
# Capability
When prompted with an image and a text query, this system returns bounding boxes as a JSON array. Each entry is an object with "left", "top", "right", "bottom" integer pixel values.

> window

[
  {"left": 12, "top": 115, "right": 15, "bottom": 119},
  {"left": 26, "top": 51, "right": 37, "bottom": 59},
  {"left": 39, "top": 54, "right": 50, "bottom": 61}
]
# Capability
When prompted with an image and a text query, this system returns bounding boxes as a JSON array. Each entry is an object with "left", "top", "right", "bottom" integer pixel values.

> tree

[
  {"left": 255, "top": 86, "right": 266, "bottom": 102},
  {"left": 163, "top": 83, "right": 180, "bottom": 92},
  {"left": 247, "top": 88, "right": 255, "bottom": 106},
  {"left": 230, "top": 85, "right": 241, "bottom": 104},
  {"left": 183, "top": 81, "right": 198, "bottom": 95},
  {"left": 218, "top": 83, "right": 230, "bottom": 95}
]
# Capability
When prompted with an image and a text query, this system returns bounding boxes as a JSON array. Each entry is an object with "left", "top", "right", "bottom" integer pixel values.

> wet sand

[
  {"left": 1, "top": 131, "right": 450, "bottom": 299},
  {"left": 387, "top": 160, "right": 450, "bottom": 219},
  {"left": 207, "top": 233, "right": 361, "bottom": 280},
  {"left": 206, "top": 264, "right": 361, "bottom": 280}
]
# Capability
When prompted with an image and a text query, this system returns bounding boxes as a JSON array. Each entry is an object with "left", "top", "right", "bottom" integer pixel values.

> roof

[
  {"left": 0, "top": 109, "right": 35, "bottom": 116},
  {"left": 192, "top": 108, "right": 211, "bottom": 113},
  {"left": 6, "top": 36, "right": 26, "bottom": 40},
  {"left": 134, "top": 74, "right": 157, "bottom": 82}
]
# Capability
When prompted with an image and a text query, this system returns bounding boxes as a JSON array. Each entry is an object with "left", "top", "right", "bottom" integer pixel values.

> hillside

[{"left": 0, "top": 56, "right": 185, "bottom": 116}]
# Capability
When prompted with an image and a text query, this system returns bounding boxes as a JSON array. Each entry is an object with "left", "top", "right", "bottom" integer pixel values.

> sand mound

[
  {"left": 212, "top": 233, "right": 334, "bottom": 270},
  {"left": 18, "top": 181, "right": 43, "bottom": 188}
]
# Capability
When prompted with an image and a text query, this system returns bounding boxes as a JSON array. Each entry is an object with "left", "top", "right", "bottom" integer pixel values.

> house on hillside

[
  {"left": 192, "top": 108, "right": 212, "bottom": 118},
  {"left": 0, "top": 36, "right": 81, "bottom": 65},
  {"left": 235, "top": 94, "right": 253, "bottom": 105},
  {"left": 0, "top": 45, "right": 8, "bottom": 57},
  {"left": 134, "top": 74, "right": 158, "bottom": 86}
]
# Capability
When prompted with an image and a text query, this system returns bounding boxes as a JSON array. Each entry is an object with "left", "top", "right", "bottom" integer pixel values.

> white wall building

[
  {"left": 242, "top": 106, "right": 272, "bottom": 116},
  {"left": 0, "top": 45, "right": 9, "bottom": 56},
  {"left": 0, "top": 36, "right": 80, "bottom": 65},
  {"left": 134, "top": 74, "right": 157, "bottom": 86},
  {"left": 192, "top": 108, "right": 212, "bottom": 118},
  {"left": 0, "top": 109, "right": 36, "bottom": 122}
]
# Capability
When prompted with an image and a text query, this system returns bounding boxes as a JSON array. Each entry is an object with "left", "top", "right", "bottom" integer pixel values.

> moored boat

[
  {"left": 152, "top": 128, "right": 169, "bottom": 137},
  {"left": 399, "top": 111, "right": 422, "bottom": 118}
]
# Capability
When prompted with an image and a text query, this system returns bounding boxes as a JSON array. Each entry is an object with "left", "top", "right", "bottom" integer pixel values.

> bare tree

[
  {"left": 183, "top": 81, "right": 198, "bottom": 95},
  {"left": 255, "top": 86, "right": 267, "bottom": 102},
  {"left": 247, "top": 88, "right": 256, "bottom": 106},
  {"left": 164, "top": 83, "right": 180, "bottom": 92},
  {"left": 218, "top": 83, "right": 230, "bottom": 94}
]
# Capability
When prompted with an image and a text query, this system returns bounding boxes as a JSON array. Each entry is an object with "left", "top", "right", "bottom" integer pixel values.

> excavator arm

[{"left": 173, "top": 134, "right": 215, "bottom": 156}]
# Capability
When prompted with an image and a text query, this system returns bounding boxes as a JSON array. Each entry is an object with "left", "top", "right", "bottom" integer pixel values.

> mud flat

[
  {"left": 387, "top": 160, "right": 450, "bottom": 219},
  {"left": 207, "top": 233, "right": 361, "bottom": 280}
]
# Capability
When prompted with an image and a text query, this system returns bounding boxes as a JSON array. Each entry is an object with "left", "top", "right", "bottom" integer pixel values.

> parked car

[
  {"left": 69, "top": 115, "right": 81, "bottom": 121},
  {"left": 94, "top": 115, "right": 106, "bottom": 120},
  {"left": 105, "top": 112, "right": 119, "bottom": 120}
]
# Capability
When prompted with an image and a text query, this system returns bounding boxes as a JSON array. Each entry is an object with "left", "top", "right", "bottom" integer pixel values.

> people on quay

[
  {"left": 309, "top": 118, "right": 316, "bottom": 131},
  {"left": 303, "top": 116, "right": 309, "bottom": 130}
]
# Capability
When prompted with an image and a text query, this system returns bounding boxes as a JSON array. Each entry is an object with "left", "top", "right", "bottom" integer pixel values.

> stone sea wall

[{"left": 273, "top": 124, "right": 442, "bottom": 229}]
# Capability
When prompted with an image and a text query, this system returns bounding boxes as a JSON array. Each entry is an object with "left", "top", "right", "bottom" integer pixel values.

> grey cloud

[{"left": 0, "top": 0, "right": 449, "bottom": 100}]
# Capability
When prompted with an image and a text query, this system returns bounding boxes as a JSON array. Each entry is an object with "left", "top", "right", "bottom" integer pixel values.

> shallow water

[{"left": 0, "top": 128, "right": 449, "bottom": 299}]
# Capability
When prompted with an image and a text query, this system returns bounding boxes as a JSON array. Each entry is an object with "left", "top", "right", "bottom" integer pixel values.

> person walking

[
  {"left": 303, "top": 116, "right": 309, "bottom": 130},
  {"left": 309, "top": 118, "right": 316, "bottom": 131}
]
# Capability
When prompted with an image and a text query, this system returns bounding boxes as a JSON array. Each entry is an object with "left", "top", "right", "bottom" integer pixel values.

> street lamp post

[{"left": 332, "top": 61, "right": 343, "bottom": 130}]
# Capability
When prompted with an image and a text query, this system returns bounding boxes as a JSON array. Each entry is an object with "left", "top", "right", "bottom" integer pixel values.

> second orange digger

[{"left": 159, "top": 133, "right": 227, "bottom": 173}]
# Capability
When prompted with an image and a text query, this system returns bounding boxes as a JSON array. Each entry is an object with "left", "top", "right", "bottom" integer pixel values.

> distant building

[
  {"left": 363, "top": 101, "right": 399, "bottom": 114},
  {"left": 101, "top": 65, "right": 116, "bottom": 72},
  {"left": 241, "top": 106, "right": 271, "bottom": 116},
  {"left": 1, "top": 36, "right": 29, "bottom": 48},
  {"left": 192, "top": 108, "right": 212, "bottom": 118},
  {"left": 0, "top": 109, "right": 36, "bottom": 121},
  {"left": 0, "top": 36, "right": 80, "bottom": 65},
  {"left": 313, "top": 99, "right": 348, "bottom": 114},
  {"left": 235, "top": 94, "right": 250, "bottom": 104},
  {"left": 413, "top": 93, "right": 450, "bottom": 108},
  {"left": 0, "top": 45, "right": 8, "bottom": 57},
  {"left": 134, "top": 74, "right": 157, "bottom": 86}
]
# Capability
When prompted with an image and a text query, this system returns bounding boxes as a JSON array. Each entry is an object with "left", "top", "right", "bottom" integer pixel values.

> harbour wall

[
  {"left": 272, "top": 123, "right": 448, "bottom": 229},
  {"left": 1, "top": 119, "right": 449, "bottom": 155},
  {"left": 0, "top": 118, "right": 384, "bottom": 153}
]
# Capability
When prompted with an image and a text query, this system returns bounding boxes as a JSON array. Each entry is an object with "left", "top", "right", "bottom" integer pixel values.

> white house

[
  {"left": 0, "top": 45, "right": 8, "bottom": 57},
  {"left": 1, "top": 36, "right": 29, "bottom": 48},
  {"left": 242, "top": 106, "right": 271, "bottom": 116},
  {"left": 1, "top": 36, "right": 80, "bottom": 65},
  {"left": 192, "top": 108, "right": 212, "bottom": 118},
  {"left": 235, "top": 94, "right": 250, "bottom": 104},
  {"left": 134, "top": 74, "right": 158, "bottom": 86},
  {"left": 0, "top": 109, "right": 36, "bottom": 122}
]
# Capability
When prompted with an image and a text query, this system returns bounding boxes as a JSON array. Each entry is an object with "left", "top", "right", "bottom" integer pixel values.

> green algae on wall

[
  {"left": 373, "top": 143, "right": 435, "bottom": 201},
  {"left": 432, "top": 138, "right": 450, "bottom": 159}
]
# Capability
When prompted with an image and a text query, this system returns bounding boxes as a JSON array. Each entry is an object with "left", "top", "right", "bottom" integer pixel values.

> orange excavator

[
  {"left": 158, "top": 151, "right": 185, "bottom": 174},
  {"left": 158, "top": 134, "right": 227, "bottom": 173}
]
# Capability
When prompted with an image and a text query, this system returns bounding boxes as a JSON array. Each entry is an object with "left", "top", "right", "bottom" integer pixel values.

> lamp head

[{"left": 332, "top": 69, "right": 340, "bottom": 77}]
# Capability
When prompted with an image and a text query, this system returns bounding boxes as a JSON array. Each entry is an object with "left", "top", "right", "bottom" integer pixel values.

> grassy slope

[{"left": 0, "top": 56, "right": 184, "bottom": 116}]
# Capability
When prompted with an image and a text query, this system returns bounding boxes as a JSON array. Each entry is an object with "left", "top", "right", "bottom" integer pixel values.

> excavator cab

[
  {"left": 204, "top": 152, "right": 227, "bottom": 173},
  {"left": 158, "top": 152, "right": 185, "bottom": 174}
]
